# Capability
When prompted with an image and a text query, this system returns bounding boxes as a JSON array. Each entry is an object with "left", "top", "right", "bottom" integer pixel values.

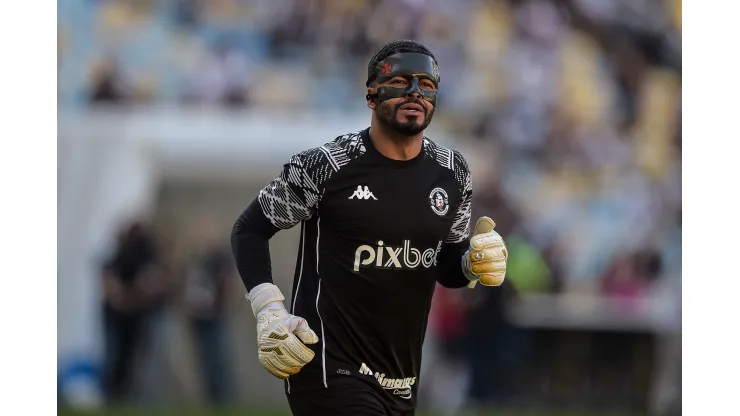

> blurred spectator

[
  {"left": 601, "top": 249, "right": 662, "bottom": 298},
  {"left": 182, "top": 42, "right": 252, "bottom": 107},
  {"left": 58, "top": 30, "right": 66, "bottom": 80},
  {"left": 268, "top": 0, "right": 322, "bottom": 58},
  {"left": 100, "top": 220, "right": 168, "bottom": 403},
  {"left": 90, "top": 59, "right": 128, "bottom": 104},
  {"left": 423, "top": 286, "right": 471, "bottom": 415},
  {"left": 181, "top": 216, "right": 235, "bottom": 405},
  {"left": 429, "top": 287, "right": 468, "bottom": 360},
  {"left": 472, "top": 180, "right": 519, "bottom": 240},
  {"left": 610, "top": 31, "right": 652, "bottom": 132},
  {"left": 599, "top": 248, "right": 665, "bottom": 320},
  {"left": 462, "top": 280, "right": 528, "bottom": 407},
  {"left": 600, "top": 254, "right": 647, "bottom": 300},
  {"left": 505, "top": 235, "right": 552, "bottom": 293},
  {"left": 174, "top": 0, "right": 203, "bottom": 29},
  {"left": 541, "top": 241, "right": 567, "bottom": 293}
]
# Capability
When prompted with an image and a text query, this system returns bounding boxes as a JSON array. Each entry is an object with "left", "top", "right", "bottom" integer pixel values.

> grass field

[{"left": 58, "top": 407, "right": 639, "bottom": 416}]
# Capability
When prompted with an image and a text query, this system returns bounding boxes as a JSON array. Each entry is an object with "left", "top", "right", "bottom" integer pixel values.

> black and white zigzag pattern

[
  {"left": 424, "top": 139, "right": 473, "bottom": 244},
  {"left": 259, "top": 131, "right": 366, "bottom": 229},
  {"left": 446, "top": 154, "right": 472, "bottom": 244}
]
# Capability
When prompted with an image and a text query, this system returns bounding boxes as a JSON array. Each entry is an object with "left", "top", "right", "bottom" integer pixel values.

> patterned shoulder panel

[
  {"left": 423, "top": 138, "right": 473, "bottom": 244},
  {"left": 423, "top": 138, "right": 471, "bottom": 196},
  {"left": 314, "top": 130, "right": 367, "bottom": 176},
  {"left": 258, "top": 131, "right": 366, "bottom": 229}
]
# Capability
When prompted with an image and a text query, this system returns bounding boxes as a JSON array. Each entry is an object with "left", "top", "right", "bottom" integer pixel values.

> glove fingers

[
  {"left": 471, "top": 258, "right": 507, "bottom": 275},
  {"left": 468, "top": 247, "right": 506, "bottom": 263},
  {"left": 294, "top": 328, "right": 319, "bottom": 345},
  {"left": 259, "top": 335, "right": 306, "bottom": 369},
  {"left": 466, "top": 217, "right": 507, "bottom": 289},
  {"left": 474, "top": 216, "right": 496, "bottom": 235},
  {"left": 284, "top": 334, "right": 316, "bottom": 364},
  {"left": 479, "top": 272, "right": 506, "bottom": 287},
  {"left": 270, "top": 356, "right": 300, "bottom": 377},
  {"left": 288, "top": 317, "right": 320, "bottom": 344},
  {"left": 256, "top": 309, "right": 318, "bottom": 380},
  {"left": 259, "top": 336, "right": 315, "bottom": 379},
  {"left": 470, "top": 232, "right": 504, "bottom": 251},
  {"left": 275, "top": 346, "right": 308, "bottom": 370},
  {"left": 288, "top": 319, "right": 319, "bottom": 345},
  {"left": 259, "top": 355, "right": 291, "bottom": 379}
]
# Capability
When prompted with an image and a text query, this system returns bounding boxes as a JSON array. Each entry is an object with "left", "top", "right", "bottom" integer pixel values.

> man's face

[{"left": 373, "top": 76, "right": 437, "bottom": 137}]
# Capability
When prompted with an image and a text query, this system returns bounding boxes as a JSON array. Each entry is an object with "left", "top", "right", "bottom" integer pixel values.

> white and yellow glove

[
  {"left": 246, "top": 283, "right": 319, "bottom": 379},
  {"left": 463, "top": 216, "right": 508, "bottom": 288}
]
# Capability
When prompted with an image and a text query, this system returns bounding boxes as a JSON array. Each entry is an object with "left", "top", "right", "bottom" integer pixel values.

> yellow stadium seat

[
  {"left": 558, "top": 31, "right": 612, "bottom": 127},
  {"left": 634, "top": 68, "right": 681, "bottom": 180}
]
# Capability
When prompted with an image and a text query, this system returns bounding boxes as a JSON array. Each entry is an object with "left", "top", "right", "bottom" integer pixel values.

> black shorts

[{"left": 287, "top": 381, "right": 415, "bottom": 416}]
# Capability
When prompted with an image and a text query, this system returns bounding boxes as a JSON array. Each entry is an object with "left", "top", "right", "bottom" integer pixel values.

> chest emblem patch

[{"left": 429, "top": 187, "right": 449, "bottom": 216}]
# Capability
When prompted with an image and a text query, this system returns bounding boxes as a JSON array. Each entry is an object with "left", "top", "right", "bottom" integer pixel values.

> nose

[
  {"left": 407, "top": 90, "right": 422, "bottom": 100},
  {"left": 405, "top": 79, "right": 422, "bottom": 99}
]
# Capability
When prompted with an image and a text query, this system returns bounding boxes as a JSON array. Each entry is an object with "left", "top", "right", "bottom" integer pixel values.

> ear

[{"left": 366, "top": 87, "right": 377, "bottom": 110}]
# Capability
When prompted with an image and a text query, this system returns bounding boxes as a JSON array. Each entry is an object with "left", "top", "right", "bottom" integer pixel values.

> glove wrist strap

[{"left": 246, "top": 283, "right": 286, "bottom": 317}]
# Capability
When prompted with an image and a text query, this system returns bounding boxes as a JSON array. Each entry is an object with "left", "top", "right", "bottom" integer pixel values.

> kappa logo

[
  {"left": 349, "top": 185, "right": 378, "bottom": 200},
  {"left": 359, "top": 363, "right": 416, "bottom": 400},
  {"left": 429, "top": 187, "right": 449, "bottom": 216}
]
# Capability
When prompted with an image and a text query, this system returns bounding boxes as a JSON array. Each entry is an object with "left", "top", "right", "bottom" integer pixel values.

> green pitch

[{"left": 58, "top": 407, "right": 640, "bottom": 416}]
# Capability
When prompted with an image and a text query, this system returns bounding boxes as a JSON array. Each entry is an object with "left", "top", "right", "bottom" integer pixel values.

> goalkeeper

[{"left": 231, "top": 40, "right": 508, "bottom": 416}]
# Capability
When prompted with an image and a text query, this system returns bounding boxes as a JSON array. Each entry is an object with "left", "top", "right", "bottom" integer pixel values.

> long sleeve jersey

[{"left": 231, "top": 127, "right": 473, "bottom": 413}]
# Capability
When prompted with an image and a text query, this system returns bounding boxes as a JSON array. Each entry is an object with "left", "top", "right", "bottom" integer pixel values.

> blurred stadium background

[{"left": 57, "top": 0, "right": 681, "bottom": 415}]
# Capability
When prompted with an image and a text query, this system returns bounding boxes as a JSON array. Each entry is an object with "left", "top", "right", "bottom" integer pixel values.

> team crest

[{"left": 429, "top": 187, "right": 449, "bottom": 216}]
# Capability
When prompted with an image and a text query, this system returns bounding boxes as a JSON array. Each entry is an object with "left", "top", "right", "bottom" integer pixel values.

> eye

[
  {"left": 392, "top": 79, "right": 406, "bottom": 85},
  {"left": 420, "top": 81, "right": 436, "bottom": 91}
]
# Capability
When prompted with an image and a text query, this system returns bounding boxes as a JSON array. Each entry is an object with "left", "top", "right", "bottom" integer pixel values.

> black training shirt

[{"left": 232, "top": 128, "right": 473, "bottom": 413}]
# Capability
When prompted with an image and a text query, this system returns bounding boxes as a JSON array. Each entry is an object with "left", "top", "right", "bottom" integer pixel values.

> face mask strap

[{"left": 366, "top": 53, "right": 440, "bottom": 106}]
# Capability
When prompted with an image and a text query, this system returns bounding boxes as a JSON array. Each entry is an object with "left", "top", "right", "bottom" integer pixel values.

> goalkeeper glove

[
  {"left": 246, "top": 283, "right": 318, "bottom": 379},
  {"left": 462, "top": 216, "right": 508, "bottom": 288}
]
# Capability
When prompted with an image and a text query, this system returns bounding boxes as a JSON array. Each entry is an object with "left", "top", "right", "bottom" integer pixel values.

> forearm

[
  {"left": 231, "top": 198, "right": 281, "bottom": 292},
  {"left": 436, "top": 240, "right": 471, "bottom": 289}
]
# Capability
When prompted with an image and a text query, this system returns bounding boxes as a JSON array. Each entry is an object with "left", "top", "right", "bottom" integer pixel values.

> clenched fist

[
  {"left": 462, "top": 216, "right": 508, "bottom": 287},
  {"left": 247, "top": 283, "right": 318, "bottom": 379}
]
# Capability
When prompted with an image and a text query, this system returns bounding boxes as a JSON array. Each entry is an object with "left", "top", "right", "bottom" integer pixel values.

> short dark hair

[{"left": 366, "top": 40, "right": 437, "bottom": 85}]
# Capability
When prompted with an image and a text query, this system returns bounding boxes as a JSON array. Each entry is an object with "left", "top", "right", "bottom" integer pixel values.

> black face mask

[{"left": 366, "top": 52, "right": 440, "bottom": 107}]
